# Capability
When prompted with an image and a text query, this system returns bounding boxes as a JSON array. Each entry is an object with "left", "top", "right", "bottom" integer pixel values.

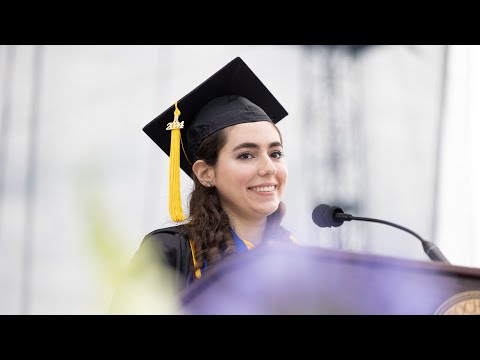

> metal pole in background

[
  {"left": 431, "top": 45, "right": 449, "bottom": 244},
  {"left": 0, "top": 45, "right": 15, "bottom": 241},
  {"left": 21, "top": 45, "right": 44, "bottom": 314}
]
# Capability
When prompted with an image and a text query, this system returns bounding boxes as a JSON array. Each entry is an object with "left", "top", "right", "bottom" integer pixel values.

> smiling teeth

[{"left": 250, "top": 186, "right": 275, "bottom": 192}]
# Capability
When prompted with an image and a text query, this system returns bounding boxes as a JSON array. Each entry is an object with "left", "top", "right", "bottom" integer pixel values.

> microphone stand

[{"left": 336, "top": 213, "right": 450, "bottom": 264}]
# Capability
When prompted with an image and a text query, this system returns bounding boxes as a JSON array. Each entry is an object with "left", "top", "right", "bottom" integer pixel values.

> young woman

[{"left": 126, "top": 57, "right": 294, "bottom": 294}]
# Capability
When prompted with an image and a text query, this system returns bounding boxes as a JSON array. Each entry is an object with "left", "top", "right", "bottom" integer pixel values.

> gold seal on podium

[{"left": 434, "top": 291, "right": 480, "bottom": 315}]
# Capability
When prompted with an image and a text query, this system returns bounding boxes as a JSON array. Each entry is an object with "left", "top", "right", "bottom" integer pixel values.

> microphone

[{"left": 312, "top": 204, "right": 450, "bottom": 264}]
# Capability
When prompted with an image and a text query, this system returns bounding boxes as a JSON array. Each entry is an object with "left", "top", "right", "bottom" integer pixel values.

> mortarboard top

[{"left": 143, "top": 56, "right": 288, "bottom": 178}]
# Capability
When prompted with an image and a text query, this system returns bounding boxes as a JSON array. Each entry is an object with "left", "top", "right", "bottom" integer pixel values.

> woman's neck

[{"left": 229, "top": 219, "right": 267, "bottom": 246}]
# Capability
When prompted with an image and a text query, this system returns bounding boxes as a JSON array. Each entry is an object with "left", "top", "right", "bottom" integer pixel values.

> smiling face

[{"left": 211, "top": 121, "right": 288, "bottom": 223}]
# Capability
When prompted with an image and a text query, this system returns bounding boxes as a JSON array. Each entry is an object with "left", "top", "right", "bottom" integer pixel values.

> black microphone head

[{"left": 312, "top": 204, "right": 345, "bottom": 228}]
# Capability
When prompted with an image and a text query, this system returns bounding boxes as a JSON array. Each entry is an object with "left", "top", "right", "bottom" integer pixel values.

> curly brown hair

[{"left": 183, "top": 121, "right": 290, "bottom": 276}]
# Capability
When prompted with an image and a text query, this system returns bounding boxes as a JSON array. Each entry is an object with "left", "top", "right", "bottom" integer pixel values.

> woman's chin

[{"left": 253, "top": 203, "right": 280, "bottom": 217}]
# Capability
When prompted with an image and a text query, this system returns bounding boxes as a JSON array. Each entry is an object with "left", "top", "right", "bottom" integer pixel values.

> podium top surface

[{"left": 181, "top": 241, "right": 480, "bottom": 315}]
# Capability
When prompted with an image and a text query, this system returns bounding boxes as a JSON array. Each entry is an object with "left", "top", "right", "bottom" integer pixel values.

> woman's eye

[
  {"left": 238, "top": 152, "right": 253, "bottom": 160},
  {"left": 271, "top": 150, "right": 284, "bottom": 159}
]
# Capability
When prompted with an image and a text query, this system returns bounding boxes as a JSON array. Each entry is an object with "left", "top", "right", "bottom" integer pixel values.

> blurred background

[{"left": 1, "top": 45, "right": 479, "bottom": 314}]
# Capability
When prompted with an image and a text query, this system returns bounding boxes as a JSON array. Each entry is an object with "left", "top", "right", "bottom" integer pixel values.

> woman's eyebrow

[
  {"left": 232, "top": 142, "right": 258, "bottom": 151},
  {"left": 232, "top": 141, "right": 282, "bottom": 151}
]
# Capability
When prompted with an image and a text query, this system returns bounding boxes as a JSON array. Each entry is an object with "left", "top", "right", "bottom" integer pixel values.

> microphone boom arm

[{"left": 336, "top": 213, "right": 450, "bottom": 264}]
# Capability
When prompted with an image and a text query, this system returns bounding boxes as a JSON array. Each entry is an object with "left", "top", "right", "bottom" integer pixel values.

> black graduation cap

[
  {"left": 143, "top": 56, "right": 288, "bottom": 177},
  {"left": 142, "top": 56, "right": 288, "bottom": 222}
]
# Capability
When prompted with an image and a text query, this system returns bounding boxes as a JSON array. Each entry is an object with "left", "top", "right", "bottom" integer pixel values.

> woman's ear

[{"left": 192, "top": 160, "right": 214, "bottom": 188}]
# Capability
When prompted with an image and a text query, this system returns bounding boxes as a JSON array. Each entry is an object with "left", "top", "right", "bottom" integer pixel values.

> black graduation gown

[
  {"left": 131, "top": 223, "right": 294, "bottom": 289},
  {"left": 131, "top": 225, "right": 195, "bottom": 289},
  {"left": 109, "top": 225, "right": 194, "bottom": 313}
]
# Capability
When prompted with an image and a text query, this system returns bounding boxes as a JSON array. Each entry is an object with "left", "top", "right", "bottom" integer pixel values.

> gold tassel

[{"left": 167, "top": 102, "right": 186, "bottom": 222}]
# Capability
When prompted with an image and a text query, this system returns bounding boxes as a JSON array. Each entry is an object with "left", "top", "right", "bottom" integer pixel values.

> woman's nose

[{"left": 258, "top": 155, "right": 277, "bottom": 176}]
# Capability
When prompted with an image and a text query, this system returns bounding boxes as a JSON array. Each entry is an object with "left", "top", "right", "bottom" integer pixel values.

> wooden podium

[{"left": 181, "top": 241, "right": 480, "bottom": 314}]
